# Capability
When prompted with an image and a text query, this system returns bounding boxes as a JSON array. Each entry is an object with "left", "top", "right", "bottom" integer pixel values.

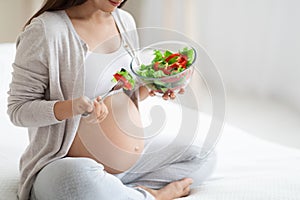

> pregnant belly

[{"left": 68, "top": 93, "right": 144, "bottom": 174}]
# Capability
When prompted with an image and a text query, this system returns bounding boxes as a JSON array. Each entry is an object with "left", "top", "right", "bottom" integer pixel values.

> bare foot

[{"left": 139, "top": 178, "right": 193, "bottom": 200}]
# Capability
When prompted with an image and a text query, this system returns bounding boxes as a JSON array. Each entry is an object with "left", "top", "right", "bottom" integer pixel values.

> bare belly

[{"left": 67, "top": 93, "right": 144, "bottom": 174}]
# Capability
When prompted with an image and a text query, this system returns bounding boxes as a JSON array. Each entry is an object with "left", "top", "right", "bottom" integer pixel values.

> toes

[
  {"left": 172, "top": 178, "right": 193, "bottom": 196},
  {"left": 181, "top": 178, "right": 193, "bottom": 186},
  {"left": 182, "top": 185, "right": 191, "bottom": 197}
]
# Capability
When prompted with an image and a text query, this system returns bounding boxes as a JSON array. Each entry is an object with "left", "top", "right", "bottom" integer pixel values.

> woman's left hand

[{"left": 149, "top": 88, "right": 185, "bottom": 100}]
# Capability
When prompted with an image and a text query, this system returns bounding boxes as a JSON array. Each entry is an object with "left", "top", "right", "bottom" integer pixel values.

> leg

[
  {"left": 30, "top": 157, "right": 154, "bottom": 200},
  {"left": 121, "top": 145, "right": 216, "bottom": 189},
  {"left": 187, "top": 150, "right": 217, "bottom": 188}
]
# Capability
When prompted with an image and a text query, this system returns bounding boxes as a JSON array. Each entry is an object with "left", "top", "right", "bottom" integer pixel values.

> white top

[
  {"left": 84, "top": 41, "right": 132, "bottom": 100},
  {"left": 84, "top": 10, "right": 137, "bottom": 100}
]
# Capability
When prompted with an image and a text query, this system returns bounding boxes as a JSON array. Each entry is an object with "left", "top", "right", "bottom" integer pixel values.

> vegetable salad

[{"left": 135, "top": 47, "right": 195, "bottom": 93}]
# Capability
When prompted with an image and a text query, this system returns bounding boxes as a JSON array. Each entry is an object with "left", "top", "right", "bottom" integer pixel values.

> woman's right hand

[
  {"left": 72, "top": 96, "right": 94, "bottom": 116},
  {"left": 77, "top": 96, "right": 109, "bottom": 124},
  {"left": 54, "top": 96, "right": 108, "bottom": 122},
  {"left": 54, "top": 96, "right": 95, "bottom": 121}
]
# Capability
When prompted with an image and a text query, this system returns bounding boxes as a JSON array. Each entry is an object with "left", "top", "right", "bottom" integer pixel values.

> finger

[
  {"left": 85, "top": 115, "right": 97, "bottom": 124},
  {"left": 82, "top": 109, "right": 94, "bottom": 123},
  {"left": 92, "top": 104, "right": 106, "bottom": 124},
  {"left": 97, "top": 104, "right": 109, "bottom": 122},
  {"left": 83, "top": 101, "right": 99, "bottom": 124},
  {"left": 82, "top": 96, "right": 93, "bottom": 110},
  {"left": 97, "top": 109, "right": 108, "bottom": 123},
  {"left": 98, "top": 106, "right": 107, "bottom": 118},
  {"left": 93, "top": 100, "right": 102, "bottom": 115},
  {"left": 103, "top": 104, "right": 109, "bottom": 115},
  {"left": 169, "top": 91, "right": 176, "bottom": 100},
  {"left": 149, "top": 90, "right": 156, "bottom": 97},
  {"left": 162, "top": 93, "right": 169, "bottom": 100},
  {"left": 178, "top": 88, "right": 185, "bottom": 94},
  {"left": 96, "top": 96, "right": 102, "bottom": 102},
  {"left": 85, "top": 102, "right": 94, "bottom": 113},
  {"left": 97, "top": 114, "right": 107, "bottom": 123},
  {"left": 80, "top": 99, "right": 93, "bottom": 114},
  {"left": 182, "top": 186, "right": 191, "bottom": 197},
  {"left": 87, "top": 110, "right": 98, "bottom": 124},
  {"left": 184, "top": 177, "right": 193, "bottom": 185}
]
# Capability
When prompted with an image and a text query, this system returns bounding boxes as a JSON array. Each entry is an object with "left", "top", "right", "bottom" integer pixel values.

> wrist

[
  {"left": 139, "top": 86, "right": 149, "bottom": 101},
  {"left": 54, "top": 99, "right": 74, "bottom": 121}
]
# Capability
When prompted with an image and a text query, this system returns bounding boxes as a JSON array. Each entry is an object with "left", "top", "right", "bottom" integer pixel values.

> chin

[
  {"left": 102, "top": 0, "right": 121, "bottom": 12},
  {"left": 100, "top": 5, "right": 118, "bottom": 13}
]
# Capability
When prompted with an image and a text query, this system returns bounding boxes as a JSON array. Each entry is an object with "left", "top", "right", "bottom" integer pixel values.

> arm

[
  {"left": 53, "top": 100, "right": 73, "bottom": 121},
  {"left": 138, "top": 86, "right": 149, "bottom": 101},
  {"left": 54, "top": 97, "right": 94, "bottom": 121},
  {"left": 7, "top": 19, "right": 92, "bottom": 127},
  {"left": 124, "top": 85, "right": 149, "bottom": 108},
  {"left": 7, "top": 19, "right": 59, "bottom": 127}
]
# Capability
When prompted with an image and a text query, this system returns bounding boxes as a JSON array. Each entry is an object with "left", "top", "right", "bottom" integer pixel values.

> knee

[
  {"left": 196, "top": 149, "right": 217, "bottom": 175},
  {"left": 32, "top": 157, "right": 105, "bottom": 199},
  {"left": 178, "top": 145, "right": 204, "bottom": 161},
  {"left": 188, "top": 150, "right": 217, "bottom": 187},
  {"left": 43, "top": 157, "right": 104, "bottom": 180},
  {"left": 202, "top": 150, "right": 217, "bottom": 171},
  {"left": 182, "top": 145, "right": 217, "bottom": 172},
  {"left": 186, "top": 145, "right": 217, "bottom": 162}
]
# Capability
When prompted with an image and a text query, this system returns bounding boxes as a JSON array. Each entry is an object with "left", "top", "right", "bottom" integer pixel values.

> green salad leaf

[
  {"left": 136, "top": 47, "right": 194, "bottom": 78},
  {"left": 135, "top": 47, "right": 195, "bottom": 93}
]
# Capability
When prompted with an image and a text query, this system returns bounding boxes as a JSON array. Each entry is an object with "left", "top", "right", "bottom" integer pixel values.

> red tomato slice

[
  {"left": 165, "top": 53, "right": 180, "bottom": 62},
  {"left": 153, "top": 62, "right": 159, "bottom": 71},
  {"left": 113, "top": 73, "right": 132, "bottom": 90}
]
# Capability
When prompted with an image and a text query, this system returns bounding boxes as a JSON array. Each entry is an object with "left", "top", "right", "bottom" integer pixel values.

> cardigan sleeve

[{"left": 7, "top": 18, "right": 62, "bottom": 127}]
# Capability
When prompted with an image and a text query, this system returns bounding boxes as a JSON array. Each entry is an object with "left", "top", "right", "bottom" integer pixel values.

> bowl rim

[{"left": 130, "top": 40, "right": 197, "bottom": 81}]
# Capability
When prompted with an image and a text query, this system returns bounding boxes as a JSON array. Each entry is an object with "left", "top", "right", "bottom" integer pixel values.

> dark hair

[{"left": 24, "top": 0, "right": 128, "bottom": 28}]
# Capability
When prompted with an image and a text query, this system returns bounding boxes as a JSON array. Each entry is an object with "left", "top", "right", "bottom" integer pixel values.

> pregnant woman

[{"left": 7, "top": 0, "right": 216, "bottom": 200}]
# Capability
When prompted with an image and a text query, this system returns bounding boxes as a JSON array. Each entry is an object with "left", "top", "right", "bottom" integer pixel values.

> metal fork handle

[
  {"left": 81, "top": 81, "right": 122, "bottom": 117},
  {"left": 99, "top": 88, "right": 114, "bottom": 101}
]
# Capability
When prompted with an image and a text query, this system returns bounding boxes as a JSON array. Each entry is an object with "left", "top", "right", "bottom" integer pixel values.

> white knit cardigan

[{"left": 7, "top": 9, "right": 138, "bottom": 200}]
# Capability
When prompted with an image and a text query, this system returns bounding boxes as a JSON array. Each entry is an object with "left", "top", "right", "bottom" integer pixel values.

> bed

[{"left": 1, "top": 43, "right": 300, "bottom": 200}]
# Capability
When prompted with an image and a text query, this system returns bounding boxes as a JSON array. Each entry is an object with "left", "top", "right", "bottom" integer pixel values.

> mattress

[
  {"left": 182, "top": 125, "right": 300, "bottom": 200},
  {"left": 1, "top": 43, "right": 300, "bottom": 200}
]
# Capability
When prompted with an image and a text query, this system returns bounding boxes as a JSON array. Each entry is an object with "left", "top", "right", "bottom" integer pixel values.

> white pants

[{"left": 31, "top": 145, "right": 216, "bottom": 200}]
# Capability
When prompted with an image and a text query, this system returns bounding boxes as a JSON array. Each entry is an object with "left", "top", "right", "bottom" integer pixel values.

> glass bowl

[{"left": 130, "top": 41, "right": 196, "bottom": 94}]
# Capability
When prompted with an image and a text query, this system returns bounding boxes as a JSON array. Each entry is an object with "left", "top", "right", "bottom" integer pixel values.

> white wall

[
  {"left": 2, "top": 0, "right": 299, "bottom": 110},
  {"left": 124, "top": 0, "right": 300, "bottom": 111},
  {"left": 0, "top": 0, "right": 42, "bottom": 42}
]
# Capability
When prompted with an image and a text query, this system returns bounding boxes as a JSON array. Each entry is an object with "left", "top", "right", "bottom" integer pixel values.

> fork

[{"left": 82, "top": 80, "right": 123, "bottom": 117}]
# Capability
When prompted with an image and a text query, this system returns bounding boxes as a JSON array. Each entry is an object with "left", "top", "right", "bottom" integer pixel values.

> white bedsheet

[
  {"left": 1, "top": 43, "right": 300, "bottom": 200},
  {"left": 1, "top": 118, "right": 300, "bottom": 200},
  {"left": 182, "top": 125, "right": 300, "bottom": 200},
  {"left": 0, "top": 43, "right": 26, "bottom": 200}
]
